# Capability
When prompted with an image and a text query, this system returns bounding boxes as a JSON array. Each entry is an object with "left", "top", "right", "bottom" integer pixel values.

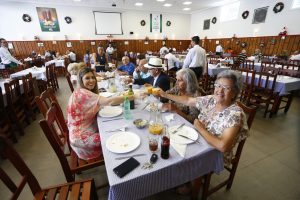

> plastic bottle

[
  {"left": 123, "top": 96, "right": 132, "bottom": 120},
  {"left": 127, "top": 84, "right": 135, "bottom": 109}
]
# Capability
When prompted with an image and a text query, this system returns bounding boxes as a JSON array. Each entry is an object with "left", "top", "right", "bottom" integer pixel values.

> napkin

[
  {"left": 165, "top": 114, "right": 174, "bottom": 122},
  {"left": 171, "top": 142, "right": 186, "bottom": 157}
]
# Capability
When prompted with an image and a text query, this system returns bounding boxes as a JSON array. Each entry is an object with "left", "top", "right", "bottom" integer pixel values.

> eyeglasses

[{"left": 214, "top": 83, "right": 232, "bottom": 92}]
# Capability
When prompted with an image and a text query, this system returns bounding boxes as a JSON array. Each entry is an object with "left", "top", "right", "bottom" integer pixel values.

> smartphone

[{"left": 113, "top": 157, "right": 140, "bottom": 178}]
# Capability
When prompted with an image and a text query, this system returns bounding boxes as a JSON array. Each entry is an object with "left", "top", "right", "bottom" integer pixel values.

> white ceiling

[{"left": 3, "top": 0, "right": 239, "bottom": 14}]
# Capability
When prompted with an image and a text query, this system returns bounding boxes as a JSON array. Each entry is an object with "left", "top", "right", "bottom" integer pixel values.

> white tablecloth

[
  {"left": 97, "top": 103, "right": 223, "bottom": 200},
  {"left": 208, "top": 64, "right": 231, "bottom": 76},
  {"left": 45, "top": 59, "right": 65, "bottom": 67},
  {"left": 0, "top": 79, "right": 23, "bottom": 106},
  {"left": 10, "top": 67, "right": 46, "bottom": 81}
]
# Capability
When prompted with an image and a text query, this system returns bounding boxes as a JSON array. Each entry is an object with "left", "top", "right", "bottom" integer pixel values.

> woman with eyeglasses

[{"left": 157, "top": 70, "right": 249, "bottom": 168}]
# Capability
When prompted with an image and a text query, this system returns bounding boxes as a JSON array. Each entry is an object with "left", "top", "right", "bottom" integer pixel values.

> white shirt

[
  {"left": 290, "top": 54, "right": 300, "bottom": 60},
  {"left": 0, "top": 46, "right": 22, "bottom": 65},
  {"left": 106, "top": 47, "right": 114, "bottom": 55},
  {"left": 216, "top": 45, "right": 223, "bottom": 53},
  {"left": 183, "top": 45, "right": 207, "bottom": 70},
  {"left": 165, "top": 53, "right": 179, "bottom": 69},
  {"left": 159, "top": 46, "right": 169, "bottom": 55},
  {"left": 68, "top": 52, "right": 76, "bottom": 62}
]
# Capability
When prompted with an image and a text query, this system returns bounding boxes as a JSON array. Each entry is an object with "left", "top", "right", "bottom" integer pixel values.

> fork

[
  {"left": 106, "top": 126, "right": 127, "bottom": 132},
  {"left": 171, "top": 123, "right": 185, "bottom": 134}
]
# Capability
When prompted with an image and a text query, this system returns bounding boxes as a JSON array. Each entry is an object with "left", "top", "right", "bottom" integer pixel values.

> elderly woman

[
  {"left": 163, "top": 68, "right": 202, "bottom": 123},
  {"left": 158, "top": 70, "right": 249, "bottom": 167},
  {"left": 67, "top": 67, "right": 133, "bottom": 160},
  {"left": 93, "top": 46, "right": 107, "bottom": 72}
]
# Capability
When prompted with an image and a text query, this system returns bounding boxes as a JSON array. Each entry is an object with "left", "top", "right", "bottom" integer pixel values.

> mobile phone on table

[{"left": 113, "top": 157, "right": 140, "bottom": 178}]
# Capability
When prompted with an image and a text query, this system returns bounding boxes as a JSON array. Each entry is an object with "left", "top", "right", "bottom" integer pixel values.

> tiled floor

[{"left": 1, "top": 77, "right": 299, "bottom": 200}]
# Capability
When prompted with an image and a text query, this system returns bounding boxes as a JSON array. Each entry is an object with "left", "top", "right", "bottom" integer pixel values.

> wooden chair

[
  {"left": 237, "top": 68, "right": 255, "bottom": 105},
  {"left": 22, "top": 73, "right": 38, "bottom": 120},
  {"left": 198, "top": 73, "right": 215, "bottom": 95},
  {"left": 35, "top": 87, "right": 59, "bottom": 118},
  {"left": 249, "top": 71, "right": 277, "bottom": 117},
  {"left": 0, "top": 135, "right": 98, "bottom": 200},
  {"left": 0, "top": 87, "right": 17, "bottom": 143},
  {"left": 39, "top": 102, "right": 105, "bottom": 184},
  {"left": 65, "top": 73, "right": 74, "bottom": 92},
  {"left": 192, "top": 101, "right": 256, "bottom": 200},
  {"left": 46, "top": 64, "right": 58, "bottom": 91},
  {"left": 4, "top": 79, "right": 30, "bottom": 136},
  {"left": 288, "top": 59, "right": 300, "bottom": 67},
  {"left": 242, "top": 60, "right": 254, "bottom": 70}
]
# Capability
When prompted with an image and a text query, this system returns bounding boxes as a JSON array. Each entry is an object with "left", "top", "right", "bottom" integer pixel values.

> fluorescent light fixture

[
  {"left": 183, "top": 1, "right": 192, "bottom": 5},
  {"left": 157, "top": 0, "right": 165, "bottom": 2},
  {"left": 135, "top": 2, "right": 143, "bottom": 6},
  {"left": 163, "top": 3, "right": 172, "bottom": 7},
  {"left": 210, "top": 0, "right": 237, "bottom": 7},
  {"left": 73, "top": 0, "right": 81, "bottom": 2},
  {"left": 183, "top": 7, "right": 191, "bottom": 11}
]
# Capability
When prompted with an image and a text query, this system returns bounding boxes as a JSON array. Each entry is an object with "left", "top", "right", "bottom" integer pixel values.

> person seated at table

[
  {"left": 133, "top": 57, "right": 170, "bottom": 92},
  {"left": 237, "top": 49, "right": 247, "bottom": 64},
  {"left": 226, "top": 47, "right": 233, "bottom": 55},
  {"left": 159, "top": 44, "right": 169, "bottom": 56},
  {"left": 133, "top": 59, "right": 150, "bottom": 80},
  {"left": 163, "top": 68, "right": 201, "bottom": 123},
  {"left": 165, "top": 48, "right": 180, "bottom": 72},
  {"left": 66, "top": 50, "right": 76, "bottom": 63},
  {"left": 44, "top": 50, "right": 51, "bottom": 58},
  {"left": 135, "top": 53, "right": 145, "bottom": 66},
  {"left": 0, "top": 38, "right": 23, "bottom": 68},
  {"left": 93, "top": 47, "right": 107, "bottom": 72},
  {"left": 290, "top": 50, "right": 300, "bottom": 60},
  {"left": 67, "top": 67, "right": 134, "bottom": 160},
  {"left": 117, "top": 56, "right": 135, "bottom": 75},
  {"left": 252, "top": 48, "right": 263, "bottom": 61},
  {"left": 215, "top": 44, "right": 223, "bottom": 56},
  {"left": 67, "top": 62, "right": 86, "bottom": 76},
  {"left": 157, "top": 70, "right": 249, "bottom": 167}
]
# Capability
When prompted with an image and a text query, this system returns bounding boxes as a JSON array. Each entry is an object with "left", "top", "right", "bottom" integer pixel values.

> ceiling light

[
  {"left": 157, "top": 0, "right": 166, "bottom": 2},
  {"left": 183, "top": 1, "right": 192, "bottom": 5},
  {"left": 163, "top": 3, "right": 172, "bottom": 7},
  {"left": 183, "top": 8, "right": 191, "bottom": 11},
  {"left": 135, "top": 2, "right": 143, "bottom": 6},
  {"left": 73, "top": 0, "right": 81, "bottom": 2}
]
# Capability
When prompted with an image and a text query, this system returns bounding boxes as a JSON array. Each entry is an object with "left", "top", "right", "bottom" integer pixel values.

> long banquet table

[
  {"left": 9, "top": 67, "right": 46, "bottom": 81},
  {"left": 97, "top": 102, "right": 223, "bottom": 200}
]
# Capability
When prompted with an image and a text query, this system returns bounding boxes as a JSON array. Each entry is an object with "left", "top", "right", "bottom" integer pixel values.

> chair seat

[
  {"left": 34, "top": 178, "right": 95, "bottom": 200},
  {"left": 70, "top": 150, "right": 104, "bottom": 173}
]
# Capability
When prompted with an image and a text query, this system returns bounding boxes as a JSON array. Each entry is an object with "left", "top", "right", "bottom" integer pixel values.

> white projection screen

[{"left": 93, "top": 12, "right": 123, "bottom": 35}]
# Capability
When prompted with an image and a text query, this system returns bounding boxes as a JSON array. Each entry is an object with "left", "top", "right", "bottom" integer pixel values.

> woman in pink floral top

[
  {"left": 67, "top": 67, "right": 131, "bottom": 160},
  {"left": 158, "top": 70, "right": 249, "bottom": 167}
]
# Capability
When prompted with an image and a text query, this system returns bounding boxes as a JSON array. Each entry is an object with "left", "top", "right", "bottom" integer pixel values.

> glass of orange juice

[
  {"left": 152, "top": 88, "right": 160, "bottom": 96},
  {"left": 146, "top": 86, "right": 153, "bottom": 94}
]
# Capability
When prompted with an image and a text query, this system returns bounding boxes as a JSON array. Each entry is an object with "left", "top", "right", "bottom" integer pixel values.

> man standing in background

[
  {"left": 215, "top": 43, "right": 223, "bottom": 56},
  {"left": 183, "top": 36, "right": 207, "bottom": 79},
  {"left": 0, "top": 38, "right": 23, "bottom": 68}
]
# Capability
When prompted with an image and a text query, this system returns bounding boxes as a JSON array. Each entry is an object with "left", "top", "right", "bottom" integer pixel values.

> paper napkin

[{"left": 171, "top": 141, "right": 187, "bottom": 157}]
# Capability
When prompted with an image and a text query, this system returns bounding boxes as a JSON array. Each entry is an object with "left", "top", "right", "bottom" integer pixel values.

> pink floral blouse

[
  {"left": 67, "top": 88, "right": 102, "bottom": 160},
  {"left": 196, "top": 95, "right": 249, "bottom": 167}
]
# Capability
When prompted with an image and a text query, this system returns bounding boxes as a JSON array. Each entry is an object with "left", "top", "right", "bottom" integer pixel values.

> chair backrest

[
  {"left": 4, "top": 79, "right": 22, "bottom": 106},
  {"left": 237, "top": 101, "right": 256, "bottom": 129},
  {"left": 242, "top": 60, "right": 254, "bottom": 70},
  {"left": 288, "top": 59, "right": 300, "bottom": 66},
  {"left": 279, "top": 68, "right": 300, "bottom": 78},
  {"left": 255, "top": 71, "right": 277, "bottom": 93},
  {"left": 0, "top": 136, "right": 42, "bottom": 199},
  {"left": 65, "top": 73, "right": 74, "bottom": 92},
  {"left": 22, "top": 73, "right": 36, "bottom": 101},
  {"left": 35, "top": 87, "right": 59, "bottom": 117},
  {"left": 261, "top": 62, "right": 279, "bottom": 74},
  {"left": 39, "top": 102, "right": 74, "bottom": 182}
]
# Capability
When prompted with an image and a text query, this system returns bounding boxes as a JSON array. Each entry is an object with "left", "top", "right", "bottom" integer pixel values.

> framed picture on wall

[
  {"left": 203, "top": 19, "right": 210, "bottom": 30},
  {"left": 36, "top": 7, "right": 60, "bottom": 32},
  {"left": 66, "top": 42, "right": 72, "bottom": 48},
  {"left": 252, "top": 7, "right": 268, "bottom": 24}
]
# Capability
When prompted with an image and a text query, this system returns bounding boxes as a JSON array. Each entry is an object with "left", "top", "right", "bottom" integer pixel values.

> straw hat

[{"left": 144, "top": 57, "right": 165, "bottom": 69}]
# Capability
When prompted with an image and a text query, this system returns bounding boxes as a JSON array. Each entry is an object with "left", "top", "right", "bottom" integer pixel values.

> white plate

[
  {"left": 99, "top": 92, "right": 114, "bottom": 98},
  {"left": 99, "top": 106, "right": 123, "bottom": 118},
  {"left": 106, "top": 132, "right": 140, "bottom": 153},
  {"left": 169, "top": 125, "right": 198, "bottom": 144}
]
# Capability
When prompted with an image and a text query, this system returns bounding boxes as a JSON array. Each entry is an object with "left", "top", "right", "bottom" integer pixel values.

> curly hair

[{"left": 216, "top": 70, "right": 242, "bottom": 101}]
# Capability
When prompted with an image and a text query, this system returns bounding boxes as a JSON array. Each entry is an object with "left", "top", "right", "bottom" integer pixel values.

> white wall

[
  {"left": 191, "top": 0, "right": 300, "bottom": 38},
  {"left": 0, "top": 2, "right": 190, "bottom": 41}
]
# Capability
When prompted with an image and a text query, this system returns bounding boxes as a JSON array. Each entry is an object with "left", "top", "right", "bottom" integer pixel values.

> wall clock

[
  {"left": 22, "top": 14, "right": 31, "bottom": 22},
  {"left": 211, "top": 17, "right": 217, "bottom": 24},
  {"left": 166, "top": 21, "right": 171, "bottom": 26},
  {"left": 65, "top": 16, "right": 72, "bottom": 24},
  {"left": 140, "top": 20, "right": 146, "bottom": 26},
  {"left": 242, "top": 11, "right": 249, "bottom": 19}
]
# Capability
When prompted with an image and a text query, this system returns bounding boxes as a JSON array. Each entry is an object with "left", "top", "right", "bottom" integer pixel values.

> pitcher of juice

[
  {"left": 108, "top": 78, "right": 117, "bottom": 93},
  {"left": 148, "top": 108, "right": 164, "bottom": 135}
]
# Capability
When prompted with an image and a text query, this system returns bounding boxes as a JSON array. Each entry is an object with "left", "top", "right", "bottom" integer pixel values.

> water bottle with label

[{"left": 123, "top": 96, "right": 132, "bottom": 120}]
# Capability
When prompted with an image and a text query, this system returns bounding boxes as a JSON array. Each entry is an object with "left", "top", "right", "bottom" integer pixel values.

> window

[
  {"left": 292, "top": 0, "right": 300, "bottom": 9},
  {"left": 220, "top": 1, "right": 240, "bottom": 22}
]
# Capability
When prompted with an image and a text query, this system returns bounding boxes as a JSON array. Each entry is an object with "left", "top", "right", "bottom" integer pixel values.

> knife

[
  {"left": 115, "top": 154, "right": 147, "bottom": 160},
  {"left": 102, "top": 117, "right": 123, "bottom": 122},
  {"left": 177, "top": 134, "right": 201, "bottom": 144}
]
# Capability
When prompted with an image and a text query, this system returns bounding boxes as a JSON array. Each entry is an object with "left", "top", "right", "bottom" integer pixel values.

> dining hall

[{"left": 0, "top": 0, "right": 300, "bottom": 199}]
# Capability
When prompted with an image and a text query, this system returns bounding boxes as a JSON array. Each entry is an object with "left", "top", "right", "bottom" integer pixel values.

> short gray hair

[
  {"left": 176, "top": 68, "right": 200, "bottom": 94},
  {"left": 216, "top": 70, "right": 242, "bottom": 101}
]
